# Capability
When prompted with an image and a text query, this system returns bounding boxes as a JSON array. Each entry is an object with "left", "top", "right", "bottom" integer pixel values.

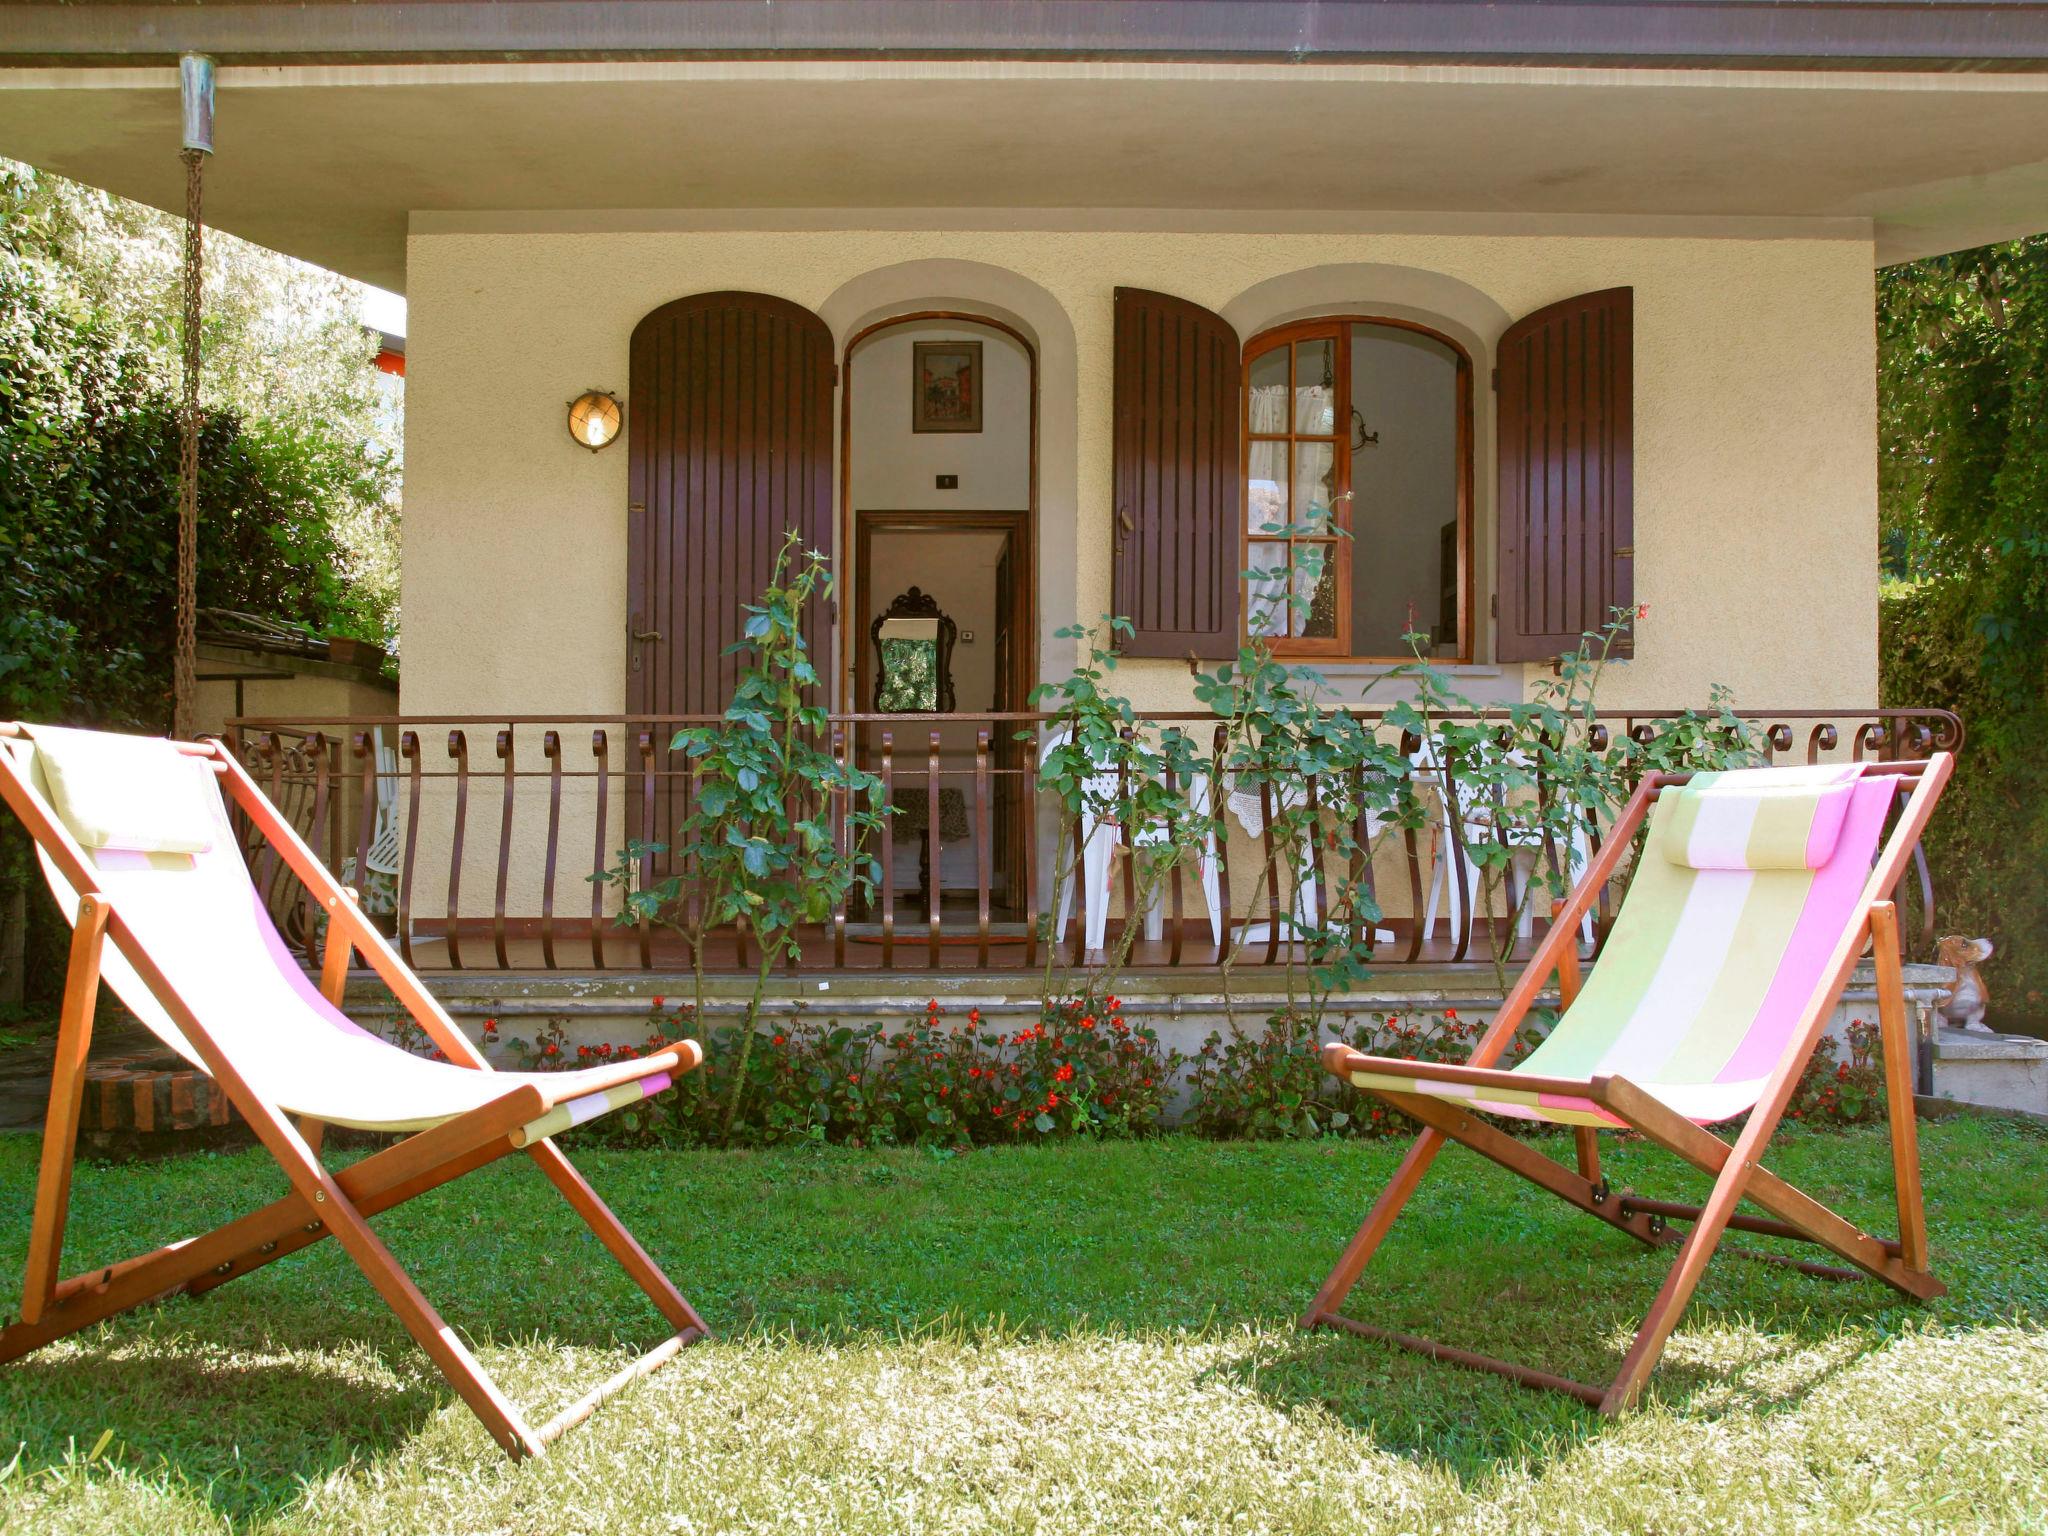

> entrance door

[
  {"left": 854, "top": 511, "right": 1031, "bottom": 915},
  {"left": 626, "top": 291, "right": 835, "bottom": 718}
]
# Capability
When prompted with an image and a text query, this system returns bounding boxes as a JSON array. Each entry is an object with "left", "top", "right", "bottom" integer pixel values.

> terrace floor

[{"left": 2, "top": 1121, "right": 2043, "bottom": 1533}]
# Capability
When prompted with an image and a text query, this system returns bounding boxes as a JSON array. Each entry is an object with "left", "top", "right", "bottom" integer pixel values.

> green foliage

[
  {"left": 1386, "top": 615, "right": 1761, "bottom": 986},
  {"left": 1028, "top": 618, "right": 1212, "bottom": 994},
  {"left": 1183, "top": 1009, "right": 1537, "bottom": 1141},
  {"left": 456, "top": 997, "right": 1887, "bottom": 1151},
  {"left": 1195, "top": 626, "right": 1408, "bottom": 1013},
  {"left": 1881, "top": 579, "right": 2048, "bottom": 1020},
  {"left": 1878, "top": 240, "right": 2048, "bottom": 1022},
  {"left": 0, "top": 161, "right": 398, "bottom": 729},
  {"left": 1879, "top": 238, "right": 2048, "bottom": 700},
  {"left": 597, "top": 536, "right": 888, "bottom": 1137},
  {"left": 1785, "top": 1020, "right": 1889, "bottom": 1128},
  {"left": 491, "top": 994, "right": 1181, "bottom": 1149}
]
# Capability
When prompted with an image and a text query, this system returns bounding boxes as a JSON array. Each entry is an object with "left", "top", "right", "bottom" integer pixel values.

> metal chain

[{"left": 174, "top": 146, "right": 204, "bottom": 740}]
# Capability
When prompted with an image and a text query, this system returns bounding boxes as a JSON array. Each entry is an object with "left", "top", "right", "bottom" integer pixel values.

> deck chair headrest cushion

[
  {"left": 1660, "top": 763, "right": 1865, "bottom": 872},
  {"left": 26, "top": 724, "right": 218, "bottom": 855}
]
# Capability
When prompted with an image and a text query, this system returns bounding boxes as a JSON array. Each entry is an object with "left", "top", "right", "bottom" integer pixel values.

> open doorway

[{"left": 843, "top": 315, "right": 1035, "bottom": 920}]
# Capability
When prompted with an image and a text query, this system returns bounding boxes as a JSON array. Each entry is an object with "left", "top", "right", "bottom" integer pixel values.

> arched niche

[{"left": 819, "top": 260, "right": 1081, "bottom": 684}]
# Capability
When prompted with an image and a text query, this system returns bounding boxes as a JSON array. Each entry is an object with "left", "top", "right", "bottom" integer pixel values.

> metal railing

[{"left": 223, "top": 706, "right": 1962, "bottom": 977}]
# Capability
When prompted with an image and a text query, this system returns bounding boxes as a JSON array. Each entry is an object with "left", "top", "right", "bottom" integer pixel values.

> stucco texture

[
  {"left": 404, "top": 223, "right": 1877, "bottom": 720},
  {"left": 398, "top": 223, "right": 1878, "bottom": 924}
]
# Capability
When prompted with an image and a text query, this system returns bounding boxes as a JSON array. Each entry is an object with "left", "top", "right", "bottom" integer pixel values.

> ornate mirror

[{"left": 871, "top": 586, "right": 957, "bottom": 713}]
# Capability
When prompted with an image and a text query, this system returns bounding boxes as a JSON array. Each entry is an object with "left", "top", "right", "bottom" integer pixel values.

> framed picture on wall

[{"left": 912, "top": 339, "right": 983, "bottom": 433}]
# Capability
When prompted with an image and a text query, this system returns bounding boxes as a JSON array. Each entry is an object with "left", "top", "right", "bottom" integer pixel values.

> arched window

[{"left": 1242, "top": 318, "right": 1471, "bottom": 661}]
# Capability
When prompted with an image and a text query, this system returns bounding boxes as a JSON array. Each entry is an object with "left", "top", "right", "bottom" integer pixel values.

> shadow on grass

[
  {"left": 2, "top": 1122, "right": 2034, "bottom": 1519},
  {"left": 1204, "top": 1235, "right": 1921, "bottom": 1477},
  {"left": 0, "top": 1320, "right": 439, "bottom": 1518}
]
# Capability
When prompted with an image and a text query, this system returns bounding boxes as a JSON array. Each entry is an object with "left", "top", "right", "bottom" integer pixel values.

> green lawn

[{"left": 1, "top": 1118, "right": 2045, "bottom": 1534}]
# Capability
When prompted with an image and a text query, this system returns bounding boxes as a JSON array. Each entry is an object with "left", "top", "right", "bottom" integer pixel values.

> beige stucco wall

[
  {"left": 399, "top": 218, "right": 1880, "bottom": 926},
  {"left": 405, "top": 219, "right": 1877, "bottom": 717}
]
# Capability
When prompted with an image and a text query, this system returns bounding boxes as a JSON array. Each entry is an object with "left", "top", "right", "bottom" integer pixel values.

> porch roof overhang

[{"left": 4, "top": 4, "right": 2048, "bottom": 285}]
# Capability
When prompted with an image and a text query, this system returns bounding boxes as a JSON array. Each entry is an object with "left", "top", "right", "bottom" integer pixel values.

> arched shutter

[
  {"left": 1495, "top": 287, "right": 1634, "bottom": 662},
  {"left": 1112, "top": 287, "right": 1241, "bottom": 660},
  {"left": 627, "top": 291, "right": 835, "bottom": 717}
]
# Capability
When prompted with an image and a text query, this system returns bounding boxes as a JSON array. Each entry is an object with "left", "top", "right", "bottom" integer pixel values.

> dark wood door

[
  {"left": 1495, "top": 287, "right": 1634, "bottom": 662},
  {"left": 1111, "top": 287, "right": 1241, "bottom": 660},
  {"left": 627, "top": 292, "right": 836, "bottom": 718}
]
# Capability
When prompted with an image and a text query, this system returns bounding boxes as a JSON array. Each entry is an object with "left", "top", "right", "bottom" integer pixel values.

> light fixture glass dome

[{"left": 567, "top": 390, "right": 623, "bottom": 452}]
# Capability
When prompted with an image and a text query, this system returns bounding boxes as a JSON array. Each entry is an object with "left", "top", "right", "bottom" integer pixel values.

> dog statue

[{"left": 1935, "top": 935, "right": 1996, "bottom": 1033}]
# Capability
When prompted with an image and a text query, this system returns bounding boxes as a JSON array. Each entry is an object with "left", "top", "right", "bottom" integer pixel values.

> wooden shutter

[
  {"left": 1495, "top": 287, "right": 1634, "bottom": 662},
  {"left": 1111, "top": 287, "right": 1241, "bottom": 659},
  {"left": 627, "top": 291, "right": 835, "bottom": 717}
]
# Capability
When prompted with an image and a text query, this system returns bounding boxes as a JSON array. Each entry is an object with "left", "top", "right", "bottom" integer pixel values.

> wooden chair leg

[
  {"left": 20, "top": 895, "right": 109, "bottom": 1328},
  {"left": 1601, "top": 1077, "right": 1940, "bottom": 1299},
  {"left": 1870, "top": 902, "right": 1930, "bottom": 1272},
  {"left": 1380, "top": 1091, "right": 1670, "bottom": 1250},
  {"left": 1551, "top": 913, "right": 1600, "bottom": 1186},
  {"left": 318, "top": 887, "right": 357, "bottom": 1005},
  {"left": 526, "top": 1139, "right": 708, "bottom": 1336},
  {"left": 1301, "top": 1127, "right": 1446, "bottom": 1327},
  {"left": 310, "top": 1171, "right": 546, "bottom": 1458},
  {"left": 1597, "top": 1150, "right": 1754, "bottom": 1414}
]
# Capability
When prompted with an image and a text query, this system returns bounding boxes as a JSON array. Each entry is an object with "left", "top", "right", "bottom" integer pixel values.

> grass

[{"left": 0, "top": 1117, "right": 2045, "bottom": 1533}]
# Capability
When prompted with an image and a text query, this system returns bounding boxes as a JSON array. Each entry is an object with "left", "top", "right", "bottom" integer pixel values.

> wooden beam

[
  {"left": 1870, "top": 900, "right": 1931, "bottom": 1273},
  {"left": 20, "top": 894, "right": 109, "bottom": 1327},
  {"left": 1595, "top": 1076, "right": 1941, "bottom": 1301}
]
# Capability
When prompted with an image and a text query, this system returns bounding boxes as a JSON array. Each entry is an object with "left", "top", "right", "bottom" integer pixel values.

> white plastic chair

[
  {"left": 1222, "top": 772, "right": 1394, "bottom": 946},
  {"left": 1412, "top": 736, "right": 1596, "bottom": 950},
  {"left": 1040, "top": 727, "right": 1222, "bottom": 952},
  {"left": 364, "top": 729, "right": 401, "bottom": 878}
]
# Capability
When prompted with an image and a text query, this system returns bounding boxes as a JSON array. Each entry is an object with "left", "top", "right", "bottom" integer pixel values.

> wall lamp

[{"left": 567, "top": 389, "right": 623, "bottom": 452}]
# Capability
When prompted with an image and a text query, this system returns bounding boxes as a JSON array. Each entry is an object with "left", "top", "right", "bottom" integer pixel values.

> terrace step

[{"left": 1930, "top": 1026, "right": 2048, "bottom": 1119}]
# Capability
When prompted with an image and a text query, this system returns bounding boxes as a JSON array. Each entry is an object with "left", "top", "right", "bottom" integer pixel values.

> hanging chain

[{"left": 174, "top": 146, "right": 204, "bottom": 740}]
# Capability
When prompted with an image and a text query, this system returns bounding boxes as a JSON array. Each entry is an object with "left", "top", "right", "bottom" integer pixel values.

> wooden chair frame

[
  {"left": 1302, "top": 754, "right": 1952, "bottom": 1413},
  {"left": 0, "top": 728, "right": 708, "bottom": 1460}
]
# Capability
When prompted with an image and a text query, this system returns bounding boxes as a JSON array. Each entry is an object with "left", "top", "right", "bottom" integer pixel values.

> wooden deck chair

[
  {"left": 0, "top": 722, "right": 710, "bottom": 1460},
  {"left": 1303, "top": 754, "right": 1953, "bottom": 1413}
]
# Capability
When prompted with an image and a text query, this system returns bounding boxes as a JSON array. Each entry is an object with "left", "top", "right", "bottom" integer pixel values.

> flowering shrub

[
  {"left": 388, "top": 1001, "right": 1891, "bottom": 1146},
  {"left": 1784, "top": 1018, "right": 1889, "bottom": 1127},
  {"left": 1184, "top": 1008, "right": 1543, "bottom": 1140},
  {"left": 493, "top": 993, "right": 1180, "bottom": 1149}
]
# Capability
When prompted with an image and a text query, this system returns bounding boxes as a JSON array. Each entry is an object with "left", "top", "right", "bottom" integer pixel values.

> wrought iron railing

[{"left": 222, "top": 707, "right": 1961, "bottom": 977}]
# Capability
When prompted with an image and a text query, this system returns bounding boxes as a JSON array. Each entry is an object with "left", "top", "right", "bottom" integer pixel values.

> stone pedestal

[{"left": 1930, "top": 1027, "right": 2048, "bottom": 1118}]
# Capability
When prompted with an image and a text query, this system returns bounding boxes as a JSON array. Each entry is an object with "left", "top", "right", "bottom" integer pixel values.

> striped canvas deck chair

[
  {"left": 0, "top": 723, "right": 709, "bottom": 1460},
  {"left": 1305, "top": 754, "right": 1953, "bottom": 1413}
]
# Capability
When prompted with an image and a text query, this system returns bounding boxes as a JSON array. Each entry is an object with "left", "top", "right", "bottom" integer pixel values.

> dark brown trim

[
  {"left": 11, "top": 3, "right": 2048, "bottom": 71},
  {"left": 853, "top": 510, "right": 1033, "bottom": 718},
  {"left": 1240, "top": 314, "right": 1475, "bottom": 666}
]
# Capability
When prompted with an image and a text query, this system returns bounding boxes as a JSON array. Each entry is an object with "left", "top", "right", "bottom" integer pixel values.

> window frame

[{"left": 1239, "top": 315, "right": 1475, "bottom": 664}]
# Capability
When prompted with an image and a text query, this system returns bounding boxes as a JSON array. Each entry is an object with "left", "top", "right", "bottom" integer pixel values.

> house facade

[{"left": 0, "top": 2, "right": 2028, "bottom": 977}]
